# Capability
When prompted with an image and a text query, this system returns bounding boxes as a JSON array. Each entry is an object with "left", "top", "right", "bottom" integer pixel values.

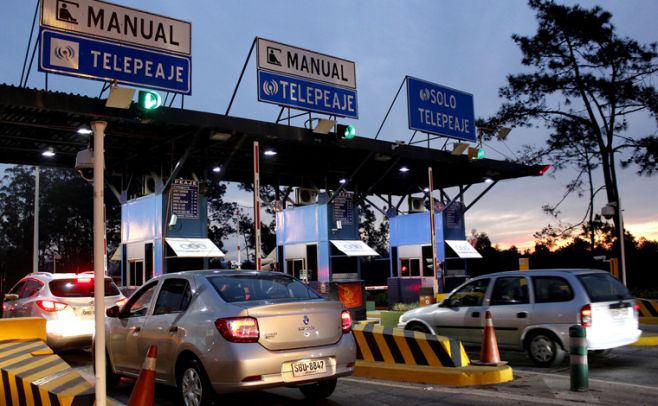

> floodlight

[
  {"left": 313, "top": 119, "right": 337, "bottom": 134},
  {"left": 105, "top": 86, "right": 136, "bottom": 109}
]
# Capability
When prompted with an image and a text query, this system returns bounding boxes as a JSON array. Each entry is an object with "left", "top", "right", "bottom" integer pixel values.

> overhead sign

[
  {"left": 445, "top": 240, "right": 482, "bottom": 259},
  {"left": 258, "top": 70, "right": 358, "bottom": 118},
  {"left": 39, "top": 29, "right": 192, "bottom": 94},
  {"left": 330, "top": 240, "right": 379, "bottom": 257},
  {"left": 407, "top": 76, "right": 475, "bottom": 142},
  {"left": 40, "top": 0, "right": 191, "bottom": 55},
  {"left": 257, "top": 38, "right": 356, "bottom": 89}
]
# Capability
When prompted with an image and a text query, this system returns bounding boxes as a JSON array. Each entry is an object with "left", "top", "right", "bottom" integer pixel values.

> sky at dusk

[{"left": 1, "top": 0, "right": 657, "bottom": 254}]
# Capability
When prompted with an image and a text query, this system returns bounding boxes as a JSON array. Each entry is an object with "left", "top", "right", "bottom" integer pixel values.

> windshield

[
  {"left": 49, "top": 278, "right": 121, "bottom": 298},
  {"left": 577, "top": 273, "right": 633, "bottom": 302},
  {"left": 208, "top": 274, "right": 322, "bottom": 303}
]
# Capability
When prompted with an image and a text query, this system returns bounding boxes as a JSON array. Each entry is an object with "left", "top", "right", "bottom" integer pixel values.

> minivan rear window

[
  {"left": 577, "top": 273, "right": 633, "bottom": 302},
  {"left": 49, "top": 278, "right": 121, "bottom": 297}
]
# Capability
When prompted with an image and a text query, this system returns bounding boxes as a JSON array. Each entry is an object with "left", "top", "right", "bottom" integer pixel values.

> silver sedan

[{"left": 104, "top": 270, "right": 356, "bottom": 405}]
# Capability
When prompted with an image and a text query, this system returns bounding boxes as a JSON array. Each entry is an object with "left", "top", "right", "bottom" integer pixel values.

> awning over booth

[
  {"left": 166, "top": 238, "right": 225, "bottom": 258},
  {"left": 330, "top": 240, "right": 379, "bottom": 257},
  {"left": 445, "top": 240, "right": 482, "bottom": 259}
]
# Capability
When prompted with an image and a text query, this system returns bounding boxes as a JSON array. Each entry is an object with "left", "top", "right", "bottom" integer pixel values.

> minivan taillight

[
  {"left": 37, "top": 300, "right": 68, "bottom": 312},
  {"left": 580, "top": 304, "right": 592, "bottom": 327},
  {"left": 341, "top": 310, "right": 352, "bottom": 333},
  {"left": 215, "top": 317, "right": 259, "bottom": 343}
]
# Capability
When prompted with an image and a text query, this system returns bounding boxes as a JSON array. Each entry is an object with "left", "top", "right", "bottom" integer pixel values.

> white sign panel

[
  {"left": 166, "top": 238, "right": 225, "bottom": 258},
  {"left": 257, "top": 38, "right": 356, "bottom": 89},
  {"left": 445, "top": 240, "right": 482, "bottom": 259},
  {"left": 330, "top": 240, "right": 379, "bottom": 257},
  {"left": 41, "top": 0, "right": 191, "bottom": 55}
]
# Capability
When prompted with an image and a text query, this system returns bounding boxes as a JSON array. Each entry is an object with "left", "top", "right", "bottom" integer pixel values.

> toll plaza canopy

[{"left": 0, "top": 84, "right": 545, "bottom": 197}]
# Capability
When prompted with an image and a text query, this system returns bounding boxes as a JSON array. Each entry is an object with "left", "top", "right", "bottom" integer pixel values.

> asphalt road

[{"left": 62, "top": 343, "right": 658, "bottom": 405}]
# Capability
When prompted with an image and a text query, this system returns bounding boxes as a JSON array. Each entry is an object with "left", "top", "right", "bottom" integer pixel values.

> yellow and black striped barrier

[
  {"left": 0, "top": 338, "right": 95, "bottom": 406},
  {"left": 637, "top": 298, "right": 658, "bottom": 319},
  {"left": 352, "top": 323, "right": 469, "bottom": 368}
]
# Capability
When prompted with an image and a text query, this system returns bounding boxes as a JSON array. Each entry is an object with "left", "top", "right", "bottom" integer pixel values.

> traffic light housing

[
  {"left": 336, "top": 124, "right": 357, "bottom": 140},
  {"left": 138, "top": 90, "right": 162, "bottom": 110},
  {"left": 467, "top": 147, "right": 485, "bottom": 160}
]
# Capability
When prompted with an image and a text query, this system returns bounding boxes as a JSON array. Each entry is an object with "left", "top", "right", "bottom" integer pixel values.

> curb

[
  {"left": 632, "top": 333, "right": 658, "bottom": 346},
  {"left": 354, "top": 360, "right": 513, "bottom": 386}
]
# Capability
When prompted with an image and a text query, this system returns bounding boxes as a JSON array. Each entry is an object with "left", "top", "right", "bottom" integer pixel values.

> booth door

[{"left": 285, "top": 259, "right": 305, "bottom": 279}]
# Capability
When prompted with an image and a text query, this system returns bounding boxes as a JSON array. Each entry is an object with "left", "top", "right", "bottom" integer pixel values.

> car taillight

[
  {"left": 76, "top": 277, "right": 93, "bottom": 284},
  {"left": 37, "top": 300, "right": 68, "bottom": 312},
  {"left": 580, "top": 304, "right": 592, "bottom": 327},
  {"left": 634, "top": 302, "right": 640, "bottom": 317},
  {"left": 341, "top": 310, "right": 352, "bottom": 333},
  {"left": 215, "top": 317, "right": 259, "bottom": 343}
]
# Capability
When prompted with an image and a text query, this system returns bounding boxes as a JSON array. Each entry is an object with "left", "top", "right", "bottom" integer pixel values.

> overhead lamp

[
  {"left": 77, "top": 126, "right": 92, "bottom": 135},
  {"left": 484, "top": 177, "right": 494, "bottom": 184},
  {"left": 497, "top": 127, "right": 512, "bottom": 140},
  {"left": 339, "top": 178, "right": 347, "bottom": 184},
  {"left": 313, "top": 119, "right": 337, "bottom": 134},
  {"left": 105, "top": 85, "right": 136, "bottom": 109},
  {"left": 212, "top": 166, "right": 221, "bottom": 173},
  {"left": 264, "top": 149, "right": 277, "bottom": 156},
  {"left": 41, "top": 147, "right": 55, "bottom": 157},
  {"left": 399, "top": 166, "right": 410, "bottom": 173},
  {"left": 451, "top": 143, "right": 470, "bottom": 155},
  {"left": 423, "top": 187, "right": 430, "bottom": 192}
]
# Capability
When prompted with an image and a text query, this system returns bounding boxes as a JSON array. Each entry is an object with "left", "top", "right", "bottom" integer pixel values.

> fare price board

[
  {"left": 332, "top": 192, "right": 354, "bottom": 226},
  {"left": 407, "top": 76, "right": 475, "bottom": 142},
  {"left": 171, "top": 179, "right": 199, "bottom": 219}
]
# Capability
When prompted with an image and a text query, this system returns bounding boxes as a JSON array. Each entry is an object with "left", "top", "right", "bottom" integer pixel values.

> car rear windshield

[
  {"left": 49, "top": 278, "right": 121, "bottom": 298},
  {"left": 208, "top": 274, "right": 322, "bottom": 303},
  {"left": 577, "top": 273, "right": 633, "bottom": 302}
]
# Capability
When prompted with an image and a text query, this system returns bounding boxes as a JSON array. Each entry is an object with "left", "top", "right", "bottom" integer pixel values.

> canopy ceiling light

[
  {"left": 41, "top": 147, "right": 55, "bottom": 157},
  {"left": 399, "top": 166, "right": 410, "bottom": 173},
  {"left": 212, "top": 166, "right": 221, "bottom": 173},
  {"left": 313, "top": 119, "right": 336, "bottom": 134},
  {"left": 263, "top": 149, "right": 277, "bottom": 156},
  {"left": 451, "top": 143, "right": 470, "bottom": 155},
  {"left": 105, "top": 86, "right": 136, "bottom": 109},
  {"left": 76, "top": 125, "right": 92, "bottom": 135}
]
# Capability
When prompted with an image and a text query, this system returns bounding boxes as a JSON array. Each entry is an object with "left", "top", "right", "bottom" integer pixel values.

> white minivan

[{"left": 398, "top": 269, "right": 641, "bottom": 366}]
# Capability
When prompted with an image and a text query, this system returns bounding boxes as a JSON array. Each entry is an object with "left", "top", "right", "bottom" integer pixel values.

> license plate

[
  {"left": 81, "top": 307, "right": 94, "bottom": 317},
  {"left": 292, "top": 359, "right": 326, "bottom": 377},
  {"left": 611, "top": 308, "right": 627, "bottom": 320}
]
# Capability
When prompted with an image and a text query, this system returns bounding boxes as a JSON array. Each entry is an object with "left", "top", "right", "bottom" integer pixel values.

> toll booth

[
  {"left": 275, "top": 191, "right": 378, "bottom": 320},
  {"left": 387, "top": 201, "right": 481, "bottom": 305},
  {"left": 117, "top": 179, "right": 224, "bottom": 287}
]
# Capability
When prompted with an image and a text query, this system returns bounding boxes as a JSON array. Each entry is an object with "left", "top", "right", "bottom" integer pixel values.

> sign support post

[
  {"left": 253, "top": 142, "right": 262, "bottom": 270},
  {"left": 428, "top": 167, "right": 441, "bottom": 295}
]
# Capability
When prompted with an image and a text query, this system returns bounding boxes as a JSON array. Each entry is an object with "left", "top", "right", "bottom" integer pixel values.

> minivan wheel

[
  {"left": 526, "top": 332, "right": 566, "bottom": 367},
  {"left": 178, "top": 359, "right": 214, "bottom": 406},
  {"left": 299, "top": 378, "right": 337, "bottom": 399}
]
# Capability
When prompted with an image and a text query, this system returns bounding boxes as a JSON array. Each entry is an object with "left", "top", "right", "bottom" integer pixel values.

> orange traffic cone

[
  {"left": 128, "top": 345, "right": 158, "bottom": 406},
  {"left": 472, "top": 311, "right": 507, "bottom": 366}
]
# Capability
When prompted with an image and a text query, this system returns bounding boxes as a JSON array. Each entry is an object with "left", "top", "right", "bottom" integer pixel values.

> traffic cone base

[
  {"left": 128, "top": 345, "right": 158, "bottom": 406},
  {"left": 471, "top": 311, "right": 508, "bottom": 366}
]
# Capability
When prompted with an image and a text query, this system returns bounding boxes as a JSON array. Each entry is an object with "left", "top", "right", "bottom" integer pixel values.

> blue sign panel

[
  {"left": 407, "top": 76, "right": 475, "bottom": 142},
  {"left": 258, "top": 70, "right": 358, "bottom": 119},
  {"left": 39, "top": 29, "right": 191, "bottom": 94}
]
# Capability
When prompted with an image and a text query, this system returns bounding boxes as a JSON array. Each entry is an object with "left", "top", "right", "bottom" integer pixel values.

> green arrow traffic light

[
  {"left": 336, "top": 124, "right": 357, "bottom": 140},
  {"left": 138, "top": 90, "right": 162, "bottom": 110}
]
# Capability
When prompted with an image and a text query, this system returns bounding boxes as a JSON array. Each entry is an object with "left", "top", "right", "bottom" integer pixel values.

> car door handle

[
  {"left": 471, "top": 312, "right": 480, "bottom": 318},
  {"left": 517, "top": 312, "right": 528, "bottom": 319},
  {"left": 169, "top": 326, "right": 179, "bottom": 333}
]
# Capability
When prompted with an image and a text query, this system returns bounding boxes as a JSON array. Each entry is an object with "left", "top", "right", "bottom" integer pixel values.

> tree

[
  {"left": 358, "top": 202, "right": 389, "bottom": 256},
  {"left": 486, "top": 0, "right": 658, "bottom": 249}
]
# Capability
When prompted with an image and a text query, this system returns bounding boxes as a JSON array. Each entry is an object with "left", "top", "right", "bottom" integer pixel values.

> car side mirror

[
  {"left": 3, "top": 293, "right": 19, "bottom": 302},
  {"left": 106, "top": 305, "right": 121, "bottom": 318}
]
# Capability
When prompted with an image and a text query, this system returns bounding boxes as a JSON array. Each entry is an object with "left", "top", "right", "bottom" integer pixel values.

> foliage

[
  {"left": 391, "top": 302, "right": 417, "bottom": 312},
  {"left": 485, "top": 0, "right": 658, "bottom": 248},
  {"left": 358, "top": 201, "right": 389, "bottom": 256}
]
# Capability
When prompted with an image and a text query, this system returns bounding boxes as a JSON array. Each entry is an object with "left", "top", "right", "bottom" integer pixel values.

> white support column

[
  {"left": 253, "top": 141, "right": 262, "bottom": 270},
  {"left": 91, "top": 121, "right": 107, "bottom": 406},
  {"left": 33, "top": 166, "right": 39, "bottom": 274}
]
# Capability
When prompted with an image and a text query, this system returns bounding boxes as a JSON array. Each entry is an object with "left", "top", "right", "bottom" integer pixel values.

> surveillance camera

[{"left": 75, "top": 148, "right": 95, "bottom": 182}]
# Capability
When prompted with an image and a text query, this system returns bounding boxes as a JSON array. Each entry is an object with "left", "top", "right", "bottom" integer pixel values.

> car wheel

[
  {"left": 526, "top": 331, "right": 565, "bottom": 367},
  {"left": 299, "top": 378, "right": 337, "bottom": 400},
  {"left": 406, "top": 323, "right": 430, "bottom": 334},
  {"left": 178, "top": 359, "right": 215, "bottom": 406}
]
